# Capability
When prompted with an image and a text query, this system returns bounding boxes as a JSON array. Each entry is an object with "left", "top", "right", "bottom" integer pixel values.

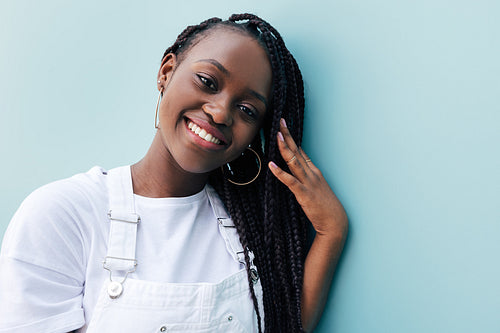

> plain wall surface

[{"left": 1, "top": 0, "right": 499, "bottom": 332}]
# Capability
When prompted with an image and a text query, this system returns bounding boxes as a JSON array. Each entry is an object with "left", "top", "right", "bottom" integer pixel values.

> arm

[
  {"left": 301, "top": 223, "right": 347, "bottom": 331},
  {"left": 0, "top": 183, "right": 86, "bottom": 332},
  {"left": 269, "top": 118, "right": 348, "bottom": 332}
]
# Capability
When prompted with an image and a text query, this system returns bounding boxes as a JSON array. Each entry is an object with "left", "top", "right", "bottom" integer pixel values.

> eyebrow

[
  {"left": 250, "top": 90, "right": 268, "bottom": 109},
  {"left": 196, "top": 59, "right": 229, "bottom": 76},
  {"left": 196, "top": 58, "right": 268, "bottom": 108}
]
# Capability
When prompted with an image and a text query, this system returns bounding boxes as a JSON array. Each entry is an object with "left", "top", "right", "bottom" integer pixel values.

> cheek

[
  {"left": 231, "top": 127, "right": 260, "bottom": 156},
  {"left": 158, "top": 99, "right": 175, "bottom": 126},
  {"left": 159, "top": 86, "right": 188, "bottom": 120}
]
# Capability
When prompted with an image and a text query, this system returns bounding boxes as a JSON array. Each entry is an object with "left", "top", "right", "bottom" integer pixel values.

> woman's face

[{"left": 157, "top": 28, "right": 272, "bottom": 174}]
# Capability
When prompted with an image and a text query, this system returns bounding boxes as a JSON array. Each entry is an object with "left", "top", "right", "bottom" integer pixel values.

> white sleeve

[{"left": 0, "top": 183, "right": 87, "bottom": 333}]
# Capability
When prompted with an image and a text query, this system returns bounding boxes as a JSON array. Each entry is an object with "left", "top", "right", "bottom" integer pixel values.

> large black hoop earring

[{"left": 221, "top": 147, "right": 262, "bottom": 186}]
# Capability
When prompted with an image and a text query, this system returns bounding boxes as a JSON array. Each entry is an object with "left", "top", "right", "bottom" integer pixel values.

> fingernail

[
  {"left": 280, "top": 118, "right": 287, "bottom": 128},
  {"left": 277, "top": 132, "right": 284, "bottom": 142},
  {"left": 269, "top": 161, "right": 278, "bottom": 169}
]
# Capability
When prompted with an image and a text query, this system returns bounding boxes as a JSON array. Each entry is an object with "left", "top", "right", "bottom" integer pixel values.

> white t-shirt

[{"left": 0, "top": 166, "right": 242, "bottom": 333}]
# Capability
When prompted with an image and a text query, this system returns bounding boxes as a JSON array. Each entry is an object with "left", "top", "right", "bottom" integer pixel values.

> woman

[{"left": 0, "top": 14, "right": 347, "bottom": 332}]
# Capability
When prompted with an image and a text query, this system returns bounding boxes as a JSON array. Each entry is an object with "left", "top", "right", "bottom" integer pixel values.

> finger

[
  {"left": 299, "top": 147, "right": 322, "bottom": 176},
  {"left": 299, "top": 147, "right": 315, "bottom": 169},
  {"left": 280, "top": 118, "right": 307, "bottom": 165},
  {"left": 297, "top": 147, "right": 312, "bottom": 171},
  {"left": 277, "top": 132, "right": 308, "bottom": 182},
  {"left": 268, "top": 161, "right": 304, "bottom": 193}
]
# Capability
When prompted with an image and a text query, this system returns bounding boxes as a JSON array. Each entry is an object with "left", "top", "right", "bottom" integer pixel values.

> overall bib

[{"left": 84, "top": 166, "right": 264, "bottom": 332}]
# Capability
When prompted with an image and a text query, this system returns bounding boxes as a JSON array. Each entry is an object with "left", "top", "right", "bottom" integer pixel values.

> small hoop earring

[
  {"left": 155, "top": 88, "right": 163, "bottom": 129},
  {"left": 221, "top": 147, "right": 262, "bottom": 186}
]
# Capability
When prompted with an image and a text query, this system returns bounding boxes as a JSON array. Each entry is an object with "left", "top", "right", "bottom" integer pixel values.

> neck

[{"left": 131, "top": 132, "right": 209, "bottom": 198}]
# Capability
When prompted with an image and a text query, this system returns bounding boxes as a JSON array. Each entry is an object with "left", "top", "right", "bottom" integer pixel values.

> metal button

[
  {"left": 107, "top": 281, "right": 123, "bottom": 299},
  {"left": 160, "top": 326, "right": 167, "bottom": 332},
  {"left": 228, "top": 315, "right": 233, "bottom": 322},
  {"left": 250, "top": 268, "right": 259, "bottom": 284}
]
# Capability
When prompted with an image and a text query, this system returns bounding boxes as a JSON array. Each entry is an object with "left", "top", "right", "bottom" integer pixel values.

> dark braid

[
  {"left": 162, "top": 14, "right": 307, "bottom": 332},
  {"left": 161, "top": 17, "right": 222, "bottom": 61}
]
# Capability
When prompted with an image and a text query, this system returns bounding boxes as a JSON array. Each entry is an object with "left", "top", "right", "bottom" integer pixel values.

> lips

[
  {"left": 185, "top": 118, "right": 228, "bottom": 145},
  {"left": 187, "top": 121, "right": 222, "bottom": 145}
]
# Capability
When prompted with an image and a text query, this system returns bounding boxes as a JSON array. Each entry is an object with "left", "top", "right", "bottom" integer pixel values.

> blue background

[{"left": 1, "top": 0, "right": 498, "bottom": 332}]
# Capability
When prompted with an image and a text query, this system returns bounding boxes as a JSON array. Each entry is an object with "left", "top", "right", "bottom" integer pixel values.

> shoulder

[
  {"left": 9, "top": 166, "right": 111, "bottom": 228},
  {"left": 0, "top": 167, "right": 113, "bottom": 331},
  {"left": 25, "top": 166, "right": 109, "bottom": 211},
  {"left": 6, "top": 165, "right": 110, "bottom": 234},
  {"left": 2, "top": 166, "right": 111, "bottom": 272}
]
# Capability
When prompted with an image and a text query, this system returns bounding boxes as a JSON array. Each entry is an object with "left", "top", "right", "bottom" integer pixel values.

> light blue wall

[{"left": 1, "top": 0, "right": 498, "bottom": 332}]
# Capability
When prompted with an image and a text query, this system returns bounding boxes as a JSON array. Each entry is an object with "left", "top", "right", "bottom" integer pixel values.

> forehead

[
  {"left": 181, "top": 29, "right": 272, "bottom": 90},
  {"left": 184, "top": 27, "right": 264, "bottom": 61}
]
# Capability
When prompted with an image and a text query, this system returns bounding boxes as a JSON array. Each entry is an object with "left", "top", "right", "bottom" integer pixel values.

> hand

[{"left": 269, "top": 119, "right": 348, "bottom": 239}]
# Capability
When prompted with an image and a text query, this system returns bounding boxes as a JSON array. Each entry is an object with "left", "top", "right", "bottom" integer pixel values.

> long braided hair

[{"left": 162, "top": 14, "right": 307, "bottom": 332}]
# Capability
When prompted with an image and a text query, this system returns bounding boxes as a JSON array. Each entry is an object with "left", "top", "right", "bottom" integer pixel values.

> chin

[{"left": 175, "top": 159, "right": 221, "bottom": 176}]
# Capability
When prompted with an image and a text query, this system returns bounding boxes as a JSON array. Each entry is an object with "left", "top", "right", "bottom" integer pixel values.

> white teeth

[{"left": 187, "top": 121, "right": 222, "bottom": 145}]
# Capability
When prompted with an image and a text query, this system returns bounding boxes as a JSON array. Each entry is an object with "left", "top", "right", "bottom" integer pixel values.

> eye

[
  {"left": 238, "top": 105, "right": 258, "bottom": 120},
  {"left": 197, "top": 74, "right": 217, "bottom": 91}
]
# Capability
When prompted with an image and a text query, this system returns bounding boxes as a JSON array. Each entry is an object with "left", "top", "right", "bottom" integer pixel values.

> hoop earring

[
  {"left": 221, "top": 147, "right": 262, "bottom": 186},
  {"left": 155, "top": 88, "right": 163, "bottom": 129}
]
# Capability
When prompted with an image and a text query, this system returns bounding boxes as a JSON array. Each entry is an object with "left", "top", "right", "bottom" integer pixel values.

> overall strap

[
  {"left": 103, "top": 166, "right": 139, "bottom": 275},
  {"left": 205, "top": 186, "right": 258, "bottom": 282}
]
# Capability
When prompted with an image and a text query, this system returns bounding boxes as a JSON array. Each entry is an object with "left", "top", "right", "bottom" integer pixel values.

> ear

[{"left": 157, "top": 53, "right": 177, "bottom": 91}]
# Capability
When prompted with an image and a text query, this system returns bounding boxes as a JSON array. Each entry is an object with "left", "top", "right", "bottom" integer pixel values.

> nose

[{"left": 202, "top": 101, "right": 233, "bottom": 127}]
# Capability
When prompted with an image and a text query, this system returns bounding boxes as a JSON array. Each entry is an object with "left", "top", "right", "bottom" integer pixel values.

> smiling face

[{"left": 156, "top": 28, "right": 272, "bottom": 174}]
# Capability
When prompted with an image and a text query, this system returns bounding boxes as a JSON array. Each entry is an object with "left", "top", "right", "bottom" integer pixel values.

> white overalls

[{"left": 84, "top": 166, "right": 264, "bottom": 332}]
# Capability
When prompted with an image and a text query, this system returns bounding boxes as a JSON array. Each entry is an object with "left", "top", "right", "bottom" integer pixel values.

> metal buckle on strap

[
  {"left": 236, "top": 251, "right": 259, "bottom": 284},
  {"left": 102, "top": 256, "right": 137, "bottom": 299},
  {"left": 107, "top": 210, "right": 141, "bottom": 224},
  {"left": 217, "top": 217, "right": 235, "bottom": 228},
  {"left": 102, "top": 256, "right": 138, "bottom": 269},
  {"left": 218, "top": 218, "right": 259, "bottom": 283},
  {"left": 236, "top": 250, "right": 256, "bottom": 266},
  {"left": 236, "top": 250, "right": 246, "bottom": 265}
]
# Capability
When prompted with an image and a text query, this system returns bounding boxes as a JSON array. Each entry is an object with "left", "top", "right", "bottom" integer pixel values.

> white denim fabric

[{"left": 83, "top": 166, "right": 264, "bottom": 333}]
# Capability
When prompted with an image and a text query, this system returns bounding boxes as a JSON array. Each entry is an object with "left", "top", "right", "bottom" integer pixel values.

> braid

[
  {"left": 161, "top": 17, "right": 222, "bottom": 61},
  {"left": 163, "top": 14, "right": 307, "bottom": 332}
]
